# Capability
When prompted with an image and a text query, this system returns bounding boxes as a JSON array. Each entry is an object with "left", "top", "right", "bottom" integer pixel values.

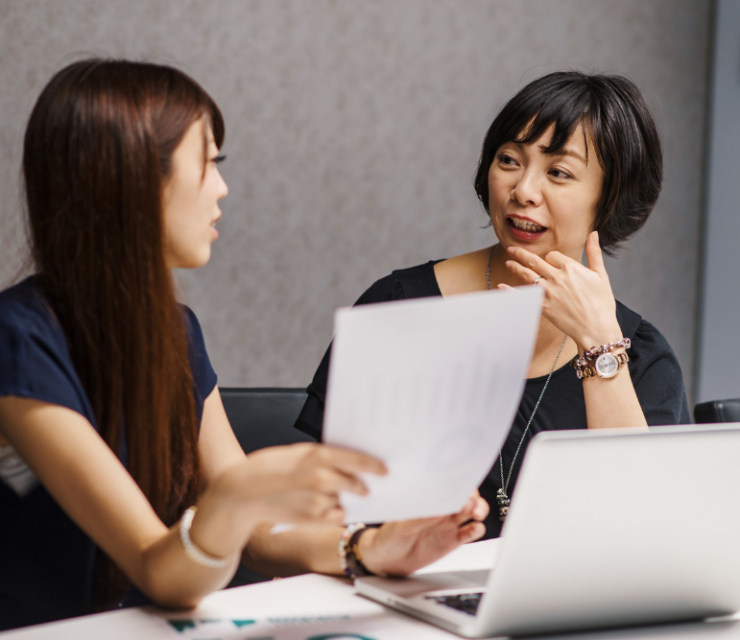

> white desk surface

[{"left": 2, "top": 539, "right": 739, "bottom": 640}]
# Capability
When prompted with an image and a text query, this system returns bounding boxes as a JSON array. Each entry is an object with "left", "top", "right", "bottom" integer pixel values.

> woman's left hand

[
  {"left": 356, "top": 491, "right": 489, "bottom": 577},
  {"left": 500, "top": 231, "right": 623, "bottom": 350}
]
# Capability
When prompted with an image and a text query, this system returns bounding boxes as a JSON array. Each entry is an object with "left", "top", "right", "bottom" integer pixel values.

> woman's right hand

[{"left": 197, "top": 443, "right": 387, "bottom": 549}]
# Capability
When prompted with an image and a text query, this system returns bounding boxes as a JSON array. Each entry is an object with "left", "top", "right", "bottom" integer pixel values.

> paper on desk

[{"left": 323, "top": 286, "right": 543, "bottom": 523}]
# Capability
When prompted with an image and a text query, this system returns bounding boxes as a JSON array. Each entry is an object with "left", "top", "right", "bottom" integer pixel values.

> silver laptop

[{"left": 356, "top": 425, "right": 740, "bottom": 637}]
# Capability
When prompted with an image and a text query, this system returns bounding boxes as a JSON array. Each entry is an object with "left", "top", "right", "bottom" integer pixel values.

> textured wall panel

[{"left": 0, "top": 0, "right": 710, "bottom": 400}]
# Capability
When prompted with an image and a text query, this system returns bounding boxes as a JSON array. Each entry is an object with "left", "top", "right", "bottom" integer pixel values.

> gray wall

[
  {"left": 696, "top": 0, "right": 740, "bottom": 403},
  {"left": 0, "top": 0, "right": 711, "bottom": 401}
]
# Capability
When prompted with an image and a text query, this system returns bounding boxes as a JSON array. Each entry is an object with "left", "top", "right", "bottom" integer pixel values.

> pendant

[{"left": 496, "top": 488, "right": 510, "bottom": 522}]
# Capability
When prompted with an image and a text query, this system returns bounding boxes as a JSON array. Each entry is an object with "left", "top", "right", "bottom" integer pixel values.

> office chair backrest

[
  {"left": 694, "top": 398, "right": 740, "bottom": 424},
  {"left": 220, "top": 387, "right": 315, "bottom": 454}
]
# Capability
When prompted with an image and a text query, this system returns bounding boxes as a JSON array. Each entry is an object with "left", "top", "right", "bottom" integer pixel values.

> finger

[
  {"left": 585, "top": 231, "right": 607, "bottom": 276},
  {"left": 472, "top": 496, "right": 489, "bottom": 521},
  {"left": 496, "top": 283, "right": 515, "bottom": 291},
  {"left": 543, "top": 250, "right": 575, "bottom": 269},
  {"left": 324, "top": 506, "right": 345, "bottom": 524},
  {"left": 457, "top": 521, "right": 486, "bottom": 544},
  {"left": 385, "top": 515, "right": 447, "bottom": 538},
  {"left": 318, "top": 446, "right": 388, "bottom": 476},
  {"left": 506, "top": 246, "right": 557, "bottom": 279},
  {"left": 505, "top": 259, "right": 546, "bottom": 286},
  {"left": 452, "top": 497, "right": 476, "bottom": 525},
  {"left": 282, "top": 491, "right": 341, "bottom": 522},
  {"left": 308, "top": 466, "right": 370, "bottom": 496}
]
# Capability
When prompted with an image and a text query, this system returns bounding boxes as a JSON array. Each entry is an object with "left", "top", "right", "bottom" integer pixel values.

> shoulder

[
  {"left": 615, "top": 300, "right": 674, "bottom": 360},
  {"left": 181, "top": 304, "right": 204, "bottom": 340},
  {"left": 0, "top": 277, "right": 63, "bottom": 350},
  {"left": 0, "top": 278, "right": 95, "bottom": 419},
  {"left": 615, "top": 300, "right": 690, "bottom": 425},
  {"left": 180, "top": 305, "right": 218, "bottom": 404},
  {"left": 354, "top": 260, "right": 443, "bottom": 306}
]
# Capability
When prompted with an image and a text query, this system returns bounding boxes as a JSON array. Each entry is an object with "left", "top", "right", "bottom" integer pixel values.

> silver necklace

[{"left": 486, "top": 246, "right": 567, "bottom": 522}]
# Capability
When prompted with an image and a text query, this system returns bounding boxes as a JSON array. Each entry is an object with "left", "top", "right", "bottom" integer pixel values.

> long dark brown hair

[{"left": 22, "top": 58, "right": 225, "bottom": 607}]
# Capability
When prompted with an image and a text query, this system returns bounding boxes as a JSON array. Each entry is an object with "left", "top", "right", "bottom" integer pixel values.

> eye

[
  {"left": 497, "top": 153, "right": 518, "bottom": 167},
  {"left": 549, "top": 167, "right": 572, "bottom": 180},
  {"left": 211, "top": 154, "right": 227, "bottom": 164}
]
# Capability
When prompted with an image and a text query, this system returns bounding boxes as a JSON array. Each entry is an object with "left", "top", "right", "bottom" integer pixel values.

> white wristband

[{"left": 179, "top": 506, "right": 230, "bottom": 569}]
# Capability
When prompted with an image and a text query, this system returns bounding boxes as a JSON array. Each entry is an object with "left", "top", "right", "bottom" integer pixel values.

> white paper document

[{"left": 323, "top": 286, "right": 543, "bottom": 523}]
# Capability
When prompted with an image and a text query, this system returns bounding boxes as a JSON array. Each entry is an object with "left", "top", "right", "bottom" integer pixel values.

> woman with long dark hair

[
  {"left": 0, "top": 59, "right": 488, "bottom": 631},
  {"left": 295, "top": 71, "right": 690, "bottom": 537}
]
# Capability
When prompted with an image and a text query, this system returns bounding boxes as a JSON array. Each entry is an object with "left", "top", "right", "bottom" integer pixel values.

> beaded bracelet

[
  {"left": 179, "top": 506, "right": 230, "bottom": 569},
  {"left": 571, "top": 338, "right": 631, "bottom": 380},
  {"left": 582, "top": 338, "right": 631, "bottom": 362}
]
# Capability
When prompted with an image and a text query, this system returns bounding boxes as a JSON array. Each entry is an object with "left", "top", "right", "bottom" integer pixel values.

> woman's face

[
  {"left": 162, "top": 117, "right": 228, "bottom": 269},
  {"left": 488, "top": 123, "right": 603, "bottom": 261}
]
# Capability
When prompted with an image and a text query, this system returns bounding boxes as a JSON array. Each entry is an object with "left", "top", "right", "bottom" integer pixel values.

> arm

[
  {"left": 200, "top": 387, "right": 490, "bottom": 577},
  {"left": 242, "top": 496, "right": 489, "bottom": 578},
  {"left": 0, "top": 389, "right": 382, "bottom": 609},
  {"left": 0, "top": 396, "right": 238, "bottom": 607},
  {"left": 503, "top": 232, "right": 648, "bottom": 430}
]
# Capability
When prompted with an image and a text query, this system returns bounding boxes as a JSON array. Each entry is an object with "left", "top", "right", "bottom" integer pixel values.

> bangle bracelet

[{"left": 179, "top": 506, "right": 230, "bottom": 569}]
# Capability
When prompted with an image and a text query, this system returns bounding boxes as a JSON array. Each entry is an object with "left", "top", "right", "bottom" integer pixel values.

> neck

[
  {"left": 486, "top": 243, "right": 569, "bottom": 357},
  {"left": 487, "top": 243, "right": 524, "bottom": 289}
]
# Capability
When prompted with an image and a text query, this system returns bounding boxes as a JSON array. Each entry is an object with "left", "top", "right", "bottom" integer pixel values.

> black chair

[
  {"left": 693, "top": 398, "right": 740, "bottom": 424},
  {"left": 219, "top": 387, "right": 315, "bottom": 587},
  {"left": 220, "top": 387, "right": 315, "bottom": 454}
]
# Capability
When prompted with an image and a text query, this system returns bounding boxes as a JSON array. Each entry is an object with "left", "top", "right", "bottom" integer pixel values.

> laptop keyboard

[{"left": 425, "top": 592, "right": 483, "bottom": 616}]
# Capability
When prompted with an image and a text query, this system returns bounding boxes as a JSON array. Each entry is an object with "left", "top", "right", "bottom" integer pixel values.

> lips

[
  {"left": 210, "top": 215, "right": 220, "bottom": 240},
  {"left": 506, "top": 215, "right": 547, "bottom": 240}
]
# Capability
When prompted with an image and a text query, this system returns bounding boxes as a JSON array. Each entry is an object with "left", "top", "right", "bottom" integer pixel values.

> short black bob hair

[{"left": 474, "top": 71, "right": 662, "bottom": 256}]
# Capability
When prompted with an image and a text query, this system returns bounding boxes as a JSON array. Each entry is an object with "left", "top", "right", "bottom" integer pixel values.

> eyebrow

[{"left": 538, "top": 145, "right": 588, "bottom": 164}]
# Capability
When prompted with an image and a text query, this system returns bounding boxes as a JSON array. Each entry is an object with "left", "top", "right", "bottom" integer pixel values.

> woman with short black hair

[{"left": 295, "top": 71, "right": 690, "bottom": 539}]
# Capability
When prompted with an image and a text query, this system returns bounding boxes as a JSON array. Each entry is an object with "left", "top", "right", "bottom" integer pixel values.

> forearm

[
  {"left": 138, "top": 519, "right": 241, "bottom": 608},
  {"left": 241, "top": 523, "right": 344, "bottom": 577},
  {"left": 582, "top": 365, "right": 648, "bottom": 429},
  {"left": 576, "top": 330, "right": 647, "bottom": 430}
]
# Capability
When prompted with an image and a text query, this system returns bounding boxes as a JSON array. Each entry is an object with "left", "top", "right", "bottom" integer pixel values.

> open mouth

[{"left": 507, "top": 216, "right": 547, "bottom": 238}]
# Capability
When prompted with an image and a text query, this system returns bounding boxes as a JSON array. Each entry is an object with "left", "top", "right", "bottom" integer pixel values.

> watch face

[{"left": 595, "top": 353, "right": 619, "bottom": 378}]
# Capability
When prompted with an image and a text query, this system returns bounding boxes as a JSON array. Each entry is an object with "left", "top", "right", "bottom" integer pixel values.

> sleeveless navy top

[{"left": 0, "top": 277, "right": 217, "bottom": 630}]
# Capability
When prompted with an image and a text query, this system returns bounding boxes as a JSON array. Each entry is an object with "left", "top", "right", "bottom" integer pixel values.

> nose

[
  {"left": 511, "top": 168, "right": 542, "bottom": 207},
  {"left": 216, "top": 169, "right": 229, "bottom": 200}
]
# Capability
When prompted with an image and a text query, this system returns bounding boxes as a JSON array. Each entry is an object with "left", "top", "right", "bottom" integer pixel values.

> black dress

[
  {"left": 0, "top": 277, "right": 218, "bottom": 631},
  {"left": 295, "top": 261, "right": 691, "bottom": 539}
]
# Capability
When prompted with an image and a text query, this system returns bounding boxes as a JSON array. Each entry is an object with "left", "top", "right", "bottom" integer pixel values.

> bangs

[
  {"left": 474, "top": 71, "right": 662, "bottom": 256},
  {"left": 506, "top": 85, "right": 594, "bottom": 158}
]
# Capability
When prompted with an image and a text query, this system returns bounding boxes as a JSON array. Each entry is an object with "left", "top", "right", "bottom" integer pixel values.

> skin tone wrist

[
  {"left": 573, "top": 324, "right": 624, "bottom": 354},
  {"left": 355, "top": 526, "right": 386, "bottom": 577}
]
